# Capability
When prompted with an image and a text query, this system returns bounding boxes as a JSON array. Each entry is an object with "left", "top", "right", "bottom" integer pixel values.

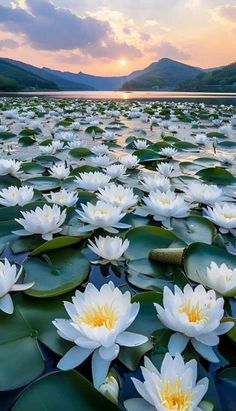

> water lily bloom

[
  {"left": 185, "top": 182, "right": 223, "bottom": 206},
  {"left": 89, "top": 155, "right": 111, "bottom": 167},
  {"left": 155, "top": 284, "right": 233, "bottom": 362},
  {"left": 0, "top": 186, "right": 34, "bottom": 207},
  {"left": 217, "top": 152, "right": 235, "bottom": 165},
  {"left": 88, "top": 236, "right": 129, "bottom": 261},
  {"left": 134, "top": 140, "right": 149, "bottom": 149},
  {"left": 99, "top": 374, "right": 119, "bottom": 404},
  {"left": 91, "top": 145, "right": 109, "bottom": 155},
  {"left": 97, "top": 183, "right": 138, "bottom": 210},
  {"left": 130, "top": 354, "right": 209, "bottom": 411},
  {"left": 53, "top": 282, "right": 147, "bottom": 388},
  {"left": 102, "top": 132, "right": 117, "bottom": 141},
  {"left": 195, "top": 134, "right": 207, "bottom": 145},
  {"left": 14, "top": 204, "right": 67, "bottom": 240},
  {"left": 67, "top": 140, "right": 82, "bottom": 149},
  {"left": 45, "top": 189, "right": 78, "bottom": 207},
  {"left": 157, "top": 162, "right": 174, "bottom": 177},
  {"left": 0, "top": 159, "right": 22, "bottom": 176},
  {"left": 197, "top": 262, "right": 236, "bottom": 297},
  {"left": 159, "top": 147, "right": 178, "bottom": 158},
  {"left": 204, "top": 203, "right": 236, "bottom": 235},
  {"left": 105, "top": 164, "right": 127, "bottom": 179},
  {"left": 74, "top": 172, "right": 111, "bottom": 192},
  {"left": 49, "top": 163, "right": 70, "bottom": 180},
  {"left": 77, "top": 200, "right": 130, "bottom": 233},
  {"left": 141, "top": 174, "right": 171, "bottom": 193},
  {"left": 141, "top": 190, "right": 189, "bottom": 228},
  {"left": 0, "top": 258, "right": 34, "bottom": 314},
  {"left": 119, "top": 155, "right": 140, "bottom": 169}
]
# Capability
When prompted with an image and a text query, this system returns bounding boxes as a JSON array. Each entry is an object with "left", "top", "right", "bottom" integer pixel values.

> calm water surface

[{"left": 1, "top": 91, "right": 236, "bottom": 105}]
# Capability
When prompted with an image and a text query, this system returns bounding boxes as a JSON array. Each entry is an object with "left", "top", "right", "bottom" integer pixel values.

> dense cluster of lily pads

[{"left": 0, "top": 96, "right": 236, "bottom": 410}]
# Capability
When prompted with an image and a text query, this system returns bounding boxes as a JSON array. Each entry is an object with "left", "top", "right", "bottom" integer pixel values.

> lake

[{"left": 1, "top": 90, "right": 236, "bottom": 105}]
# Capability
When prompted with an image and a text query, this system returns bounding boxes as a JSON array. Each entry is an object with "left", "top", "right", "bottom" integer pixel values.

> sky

[{"left": 0, "top": 0, "right": 235, "bottom": 76}]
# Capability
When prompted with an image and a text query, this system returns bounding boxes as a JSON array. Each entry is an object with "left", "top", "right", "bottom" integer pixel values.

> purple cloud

[
  {"left": 217, "top": 5, "right": 236, "bottom": 22},
  {"left": 0, "top": 0, "right": 142, "bottom": 58},
  {"left": 148, "top": 41, "right": 190, "bottom": 61},
  {"left": 0, "top": 38, "right": 19, "bottom": 49}
]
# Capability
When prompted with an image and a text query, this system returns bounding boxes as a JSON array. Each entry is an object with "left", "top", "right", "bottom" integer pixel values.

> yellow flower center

[
  {"left": 158, "top": 197, "right": 172, "bottom": 205},
  {"left": 76, "top": 303, "right": 118, "bottom": 330},
  {"left": 92, "top": 208, "right": 110, "bottom": 217},
  {"left": 221, "top": 212, "right": 236, "bottom": 219},
  {"left": 179, "top": 300, "right": 207, "bottom": 323},
  {"left": 160, "top": 378, "right": 193, "bottom": 410}
]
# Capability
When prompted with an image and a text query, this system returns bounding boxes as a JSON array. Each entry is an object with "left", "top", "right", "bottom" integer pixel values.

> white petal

[
  {"left": 216, "top": 321, "right": 234, "bottom": 335},
  {"left": 191, "top": 339, "right": 219, "bottom": 363},
  {"left": 92, "top": 349, "right": 111, "bottom": 389},
  {"left": 0, "top": 294, "right": 14, "bottom": 314},
  {"left": 116, "top": 331, "right": 148, "bottom": 347},
  {"left": 99, "top": 344, "right": 119, "bottom": 361},
  {"left": 11, "top": 282, "right": 34, "bottom": 291},
  {"left": 57, "top": 346, "right": 93, "bottom": 370},
  {"left": 168, "top": 332, "right": 189, "bottom": 355}
]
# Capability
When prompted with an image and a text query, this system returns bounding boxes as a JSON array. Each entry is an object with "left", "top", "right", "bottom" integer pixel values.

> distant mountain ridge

[
  {"left": 120, "top": 58, "right": 203, "bottom": 91},
  {"left": 177, "top": 62, "right": 236, "bottom": 92},
  {"left": 0, "top": 56, "right": 234, "bottom": 92}
]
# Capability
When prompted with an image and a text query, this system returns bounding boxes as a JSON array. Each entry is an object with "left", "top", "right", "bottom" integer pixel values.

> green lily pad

[
  {"left": 23, "top": 177, "right": 61, "bottom": 191},
  {"left": 12, "top": 371, "right": 120, "bottom": 411},
  {"left": 24, "top": 247, "right": 90, "bottom": 297},
  {"left": 171, "top": 216, "right": 216, "bottom": 245},
  {"left": 69, "top": 148, "right": 92, "bottom": 159},
  {"left": 196, "top": 167, "right": 235, "bottom": 185}
]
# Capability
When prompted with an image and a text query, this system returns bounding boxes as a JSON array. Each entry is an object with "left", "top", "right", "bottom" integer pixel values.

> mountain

[
  {"left": 1, "top": 58, "right": 95, "bottom": 91},
  {"left": 177, "top": 62, "right": 236, "bottom": 92},
  {"left": 120, "top": 58, "right": 203, "bottom": 91},
  {"left": 43, "top": 67, "right": 142, "bottom": 91},
  {"left": 0, "top": 59, "right": 59, "bottom": 91}
]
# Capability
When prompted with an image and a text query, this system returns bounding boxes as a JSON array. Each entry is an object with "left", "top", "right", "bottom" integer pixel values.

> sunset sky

[{"left": 0, "top": 0, "right": 235, "bottom": 76}]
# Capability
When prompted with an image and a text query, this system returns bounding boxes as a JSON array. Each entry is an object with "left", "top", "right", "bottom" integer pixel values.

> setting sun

[{"left": 119, "top": 59, "right": 128, "bottom": 67}]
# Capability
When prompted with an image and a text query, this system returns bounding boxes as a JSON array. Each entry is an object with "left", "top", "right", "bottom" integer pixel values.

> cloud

[
  {"left": 148, "top": 41, "right": 191, "bottom": 61},
  {"left": 0, "top": 0, "right": 142, "bottom": 59},
  {"left": 0, "top": 38, "right": 19, "bottom": 48},
  {"left": 216, "top": 4, "right": 236, "bottom": 22}
]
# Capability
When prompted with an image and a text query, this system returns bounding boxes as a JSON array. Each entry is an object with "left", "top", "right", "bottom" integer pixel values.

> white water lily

[
  {"left": 195, "top": 134, "right": 207, "bottom": 145},
  {"left": 53, "top": 282, "right": 147, "bottom": 388},
  {"left": 74, "top": 172, "right": 111, "bottom": 192},
  {"left": 14, "top": 204, "right": 67, "bottom": 240},
  {"left": 89, "top": 155, "right": 111, "bottom": 167},
  {"left": 134, "top": 140, "right": 149, "bottom": 149},
  {"left": 76, "top": 200, "right": 130, "bottom": 233},
  {"left": 141, "top": 190, "right": 189, "bottom": 228},
  {"left": 0, "top": 159, "right": 22, "bottom": 176},
  {"left": 102, "top": 132, "right": 117, "bottom": 142},
  {"left": 130, "top": 353, "right": 209, "bottom": 411},
  {"left": 99, "top": 374, "right": 119, "bottom": 405},
  {"left": 67, "top": 140, "right": 82, "bottom": 149},
  {"left": 105, "top": 164, "right": 127, "bottom": 179},
  {"left": 49, "top": 163, "right": 70, "bottom": 179},
  {"left": 155, "top": 284, "right": 233, "bottom": 362},
  {"left": 197, "top": 262, "right": 236, "bottom": 297},
  {"left": 119, "top": 155, "right": 139, "bottom": 169},
  {"left": 159, "top": 147, "right": 178, "bottom": 158},
  {"left": 157, "top": 162, "right": 174, "bottom": 177},
  {"left": 185, "top": 182, "right": 223, "bottom": 205},
  {"left": 0, "top": 186, "right": 34, "bottom": 207},
  {"left": 217, "top": 152, "right": 235, "bottom": 165},
  {"left": 141, "top": 174, "right": 171, "bottom": 193},
  {"left": 97, "top": 183, "right": 138, "bottom": 210},
  {"left": 0, "top": 258, "right": 34, "bottom": 314},
  {"left": 88, "top": 236, "right": 129, "bottom": 261},
  {"left": 91, "top": 144, "right": 109, "bottom": 156},
  {"left": 45, "top": 189, "right": 78, "bottom": 207},
  {"left": 204, "top": 203, "right": 236, "bottom": 235}
]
